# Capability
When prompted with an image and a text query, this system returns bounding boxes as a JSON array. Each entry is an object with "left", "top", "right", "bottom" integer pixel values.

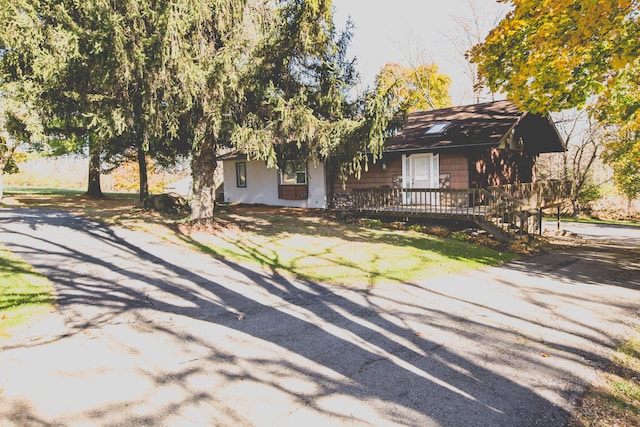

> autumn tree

[
  {"left": 374, "top": 62, "right": 451, "bottom": 113},
  {"left": 470, "top": 0, "right": 638, "bottom": 114},
  {"left": 469, "top": 1, "right": 639, "bottom": 199},
  {"left": 539, "top": 109, "right": 607, "bottom": 215},
  {"left": 594, "top": 59, "right": 640, "bottom": 201}
]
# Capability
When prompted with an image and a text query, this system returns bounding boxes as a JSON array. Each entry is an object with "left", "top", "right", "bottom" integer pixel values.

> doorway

[{"left": 403, "top": 153, "right": 439, "bottom": 204}]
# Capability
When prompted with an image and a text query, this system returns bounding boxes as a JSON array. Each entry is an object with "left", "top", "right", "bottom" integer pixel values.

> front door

[
  {"left": 404, "top": 153, "right": 439, "bottom": 204},
  {"left": 411, "top": 154, "right": 434, "bottom": 188}
]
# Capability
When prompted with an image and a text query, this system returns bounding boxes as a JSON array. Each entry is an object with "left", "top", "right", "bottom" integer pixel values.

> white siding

[{"left": 222, "top": 159, "right": 327, "bottom": 209}]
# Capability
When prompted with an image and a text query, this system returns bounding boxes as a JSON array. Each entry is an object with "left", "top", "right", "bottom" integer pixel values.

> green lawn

[
  {"left": 179, "top": 206, "right": 519, "bottom": 287},
  {"left": 0, "top": 245, "right": 56, "bottom": 337},
  {"left": 5, "top": 186, "right": 139, "bottom": 199}
]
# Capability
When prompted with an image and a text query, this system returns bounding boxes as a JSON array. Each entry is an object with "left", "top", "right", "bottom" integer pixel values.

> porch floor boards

[{"left": 354, "top": 204, "right": 489, "bottom": 220}]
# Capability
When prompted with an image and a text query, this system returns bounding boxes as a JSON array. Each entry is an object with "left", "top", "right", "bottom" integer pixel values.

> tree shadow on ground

[
  {"left": 178, "top": 205, "right": 514, "bottom": 287},
  {"left": 1, "top": 208, "right": 638, "bottom": 425}
]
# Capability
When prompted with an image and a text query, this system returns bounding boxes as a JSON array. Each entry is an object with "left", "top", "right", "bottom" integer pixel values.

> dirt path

[{"left": 1, "top": 209, "right": 639, "bottom": 426}]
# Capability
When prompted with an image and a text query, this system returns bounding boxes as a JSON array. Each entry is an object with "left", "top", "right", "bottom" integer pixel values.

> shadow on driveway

[{"left": 1, "top": 209, "right": 638, "bottom": 426}]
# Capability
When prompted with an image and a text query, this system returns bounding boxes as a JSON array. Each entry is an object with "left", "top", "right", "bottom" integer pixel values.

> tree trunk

[
  {"left": 137, "top": 146, "right": 149, "bottom": 203},
  {"left": 0, "top": 154, "right": 8, "bottom": 200},
  {"left": 86, "top": 134, "right": 104, "bottom": 198},
  {"left": 0, "top": 133, "right": 17, "bottom": 200},
  {"left": 572, "top": 198, "right": 580, "bottom": 217},
  {"left": 191, "top": 137, "right": 217, "bottom": 221}
]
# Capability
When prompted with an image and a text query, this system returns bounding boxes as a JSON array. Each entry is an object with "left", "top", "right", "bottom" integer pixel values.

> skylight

[{"left": 424, "top": 121, "right": 452, "bottom": 135}]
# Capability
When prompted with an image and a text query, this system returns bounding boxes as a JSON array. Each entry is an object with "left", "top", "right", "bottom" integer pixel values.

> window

[
  {"left": 424, "top": 121, "right": 452, "bottom": 135},
  {"left": 279, "top": 161, "right": 307, "bottom": 185},
  {"left": 236, "top": 162, "right": 246, "bottom": 187}
]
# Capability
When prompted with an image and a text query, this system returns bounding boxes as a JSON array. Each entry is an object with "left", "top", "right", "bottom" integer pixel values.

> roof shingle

[{"left": 385, "top": 99, "right": 565, "bottom": 154}]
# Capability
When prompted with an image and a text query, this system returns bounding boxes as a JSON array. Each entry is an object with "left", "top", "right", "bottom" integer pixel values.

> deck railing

[
  {"left": 351, "top": 181, "right": 573, "bottom": 241},
  {"left": 352, "top": 181, "right": 572, "bottom": 214},
  {"left": 352, "top": 188, "right": 486, "bottom": 217},
  {"left": 499, "top": 180, "right": 574, "bottom": 208}
]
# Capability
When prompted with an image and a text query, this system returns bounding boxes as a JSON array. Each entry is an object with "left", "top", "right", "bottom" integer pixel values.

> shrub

[
  {"left": 361, "top": 218, "right": 382, "bottom": 228},
  {"left": 451, "top": 231, "right": 471, "bottom": 242}
]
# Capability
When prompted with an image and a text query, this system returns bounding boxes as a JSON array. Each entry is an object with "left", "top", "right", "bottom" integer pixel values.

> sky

[{"left": 331, "top": 0, "right": 511, "bottom": 105}]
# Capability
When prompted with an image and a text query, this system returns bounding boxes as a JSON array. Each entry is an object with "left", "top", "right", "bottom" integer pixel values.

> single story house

[{"left": 221, "top": 99, "right": 566, "bottom": 209}]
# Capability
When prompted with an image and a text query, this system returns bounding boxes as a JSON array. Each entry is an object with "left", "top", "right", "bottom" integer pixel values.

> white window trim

[{"left": 279, "top": 160, "right": 308, "bottom": 185}]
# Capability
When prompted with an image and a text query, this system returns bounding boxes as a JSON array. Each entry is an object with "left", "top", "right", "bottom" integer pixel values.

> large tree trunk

[
  {"left": 191, "top": 137, "right": 217, "bottom": 221},
  {"left": 86, "top": 134, "right": 104, "bottom": 198},
  {"left": 137, "top": 146, "right": 149, "bottom": 203}
]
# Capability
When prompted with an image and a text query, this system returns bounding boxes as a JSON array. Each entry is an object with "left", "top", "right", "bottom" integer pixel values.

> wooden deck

[
  {"left": 350, "top": 181, "right": 573, "bottom": 241},
  {"left": 353, "top": 188, "right": 488, "bottom": 219}
]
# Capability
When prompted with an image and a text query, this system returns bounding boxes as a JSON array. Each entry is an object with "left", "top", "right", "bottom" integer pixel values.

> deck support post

[{"left": 538, "top": 208, "right": 543, "bottom": 235}]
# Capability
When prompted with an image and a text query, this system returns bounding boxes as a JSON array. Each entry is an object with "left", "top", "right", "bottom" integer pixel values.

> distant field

[
  {"left": 4, "top": 155, "right": 189, "bottom": 193},
  {"left": 4, "top": 186, "right": 139, "bottom": 199}
]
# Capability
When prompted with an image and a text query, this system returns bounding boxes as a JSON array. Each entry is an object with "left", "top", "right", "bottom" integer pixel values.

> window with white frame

[{"left": 279, "top": 160, "right": 307, "bottom": 185}]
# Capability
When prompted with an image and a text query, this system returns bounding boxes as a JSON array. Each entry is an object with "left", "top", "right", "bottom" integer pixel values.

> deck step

[{"left": 474, "top": 217, "right": 518, "bottom": 243}]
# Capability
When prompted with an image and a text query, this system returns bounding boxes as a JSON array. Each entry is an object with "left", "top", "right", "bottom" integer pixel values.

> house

[
  {"left": 220, "top": 100, "right": 570, "bottom": 240},
  {"left": 220, "top": 153, "right": 328, "bottom": 208}
]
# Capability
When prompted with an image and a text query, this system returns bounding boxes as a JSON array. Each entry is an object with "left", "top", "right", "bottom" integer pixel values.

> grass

[
  {"left": 545, "top": 215, "right": 640, "bottom": 227},
  {"left": 3, "top": 186, "right": 518, "bottom": 288},
  {"left": 0, "top": 245, "right": 56, "bottom": 337},
  {"left": 2, "top": 186, "right": 154, "bottom": 228},
  {"left": 5, "top": 186, "right": 139, "bottom": 199},
  {"left": 569, "top": 328, "right": 640, "bottom": 426},
  {"left": 181, "top": 205, "right": 519, "bottom": 286}
]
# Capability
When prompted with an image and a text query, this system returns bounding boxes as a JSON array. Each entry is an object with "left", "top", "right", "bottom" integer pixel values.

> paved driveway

[
  {"left": 543, "top": 218, "right": 640, "bottom": 247},
  {"left": 1, "top": 209, "right": 639, "bottom": 426}
]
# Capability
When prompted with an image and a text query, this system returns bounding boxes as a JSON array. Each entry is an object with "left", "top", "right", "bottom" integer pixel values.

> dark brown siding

[
  {"left": 333, "top": 152, "right": 472, "bottom": 191},
  {"left": 278, "top": 184, "right": 308, "bottom": 200},
  {"left": 439, "top": 153, "right": 469, "bottom": 189},
  {"left": 330, "top": 148, "right": 536, "bottom": 195},
  {"left": 335, "top": 154, "right": 403, "bottom": 191},
  {"left": 469, "top": 147, "right": 536, "bottom": 188}
]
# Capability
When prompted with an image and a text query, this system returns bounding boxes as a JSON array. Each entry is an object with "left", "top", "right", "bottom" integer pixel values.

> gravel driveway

[{"left": 1, "top": 209, "right": 639, "bottom": 426}]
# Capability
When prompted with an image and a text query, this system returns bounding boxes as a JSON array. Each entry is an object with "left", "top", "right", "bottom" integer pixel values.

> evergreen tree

[
  {"left": 230, "top": 1, "right": 397, "bottom": 190},
  {"left": 2, "top": 0, "right": 400, "bottom": 218}
]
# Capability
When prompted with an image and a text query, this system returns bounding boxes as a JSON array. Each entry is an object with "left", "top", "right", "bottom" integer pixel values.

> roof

[
  {"left": 385, "top": 100, "right": 566, "bottom": 154},
  {"left": 218, "top": 149, "right": 246, "bottom": 161}
]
